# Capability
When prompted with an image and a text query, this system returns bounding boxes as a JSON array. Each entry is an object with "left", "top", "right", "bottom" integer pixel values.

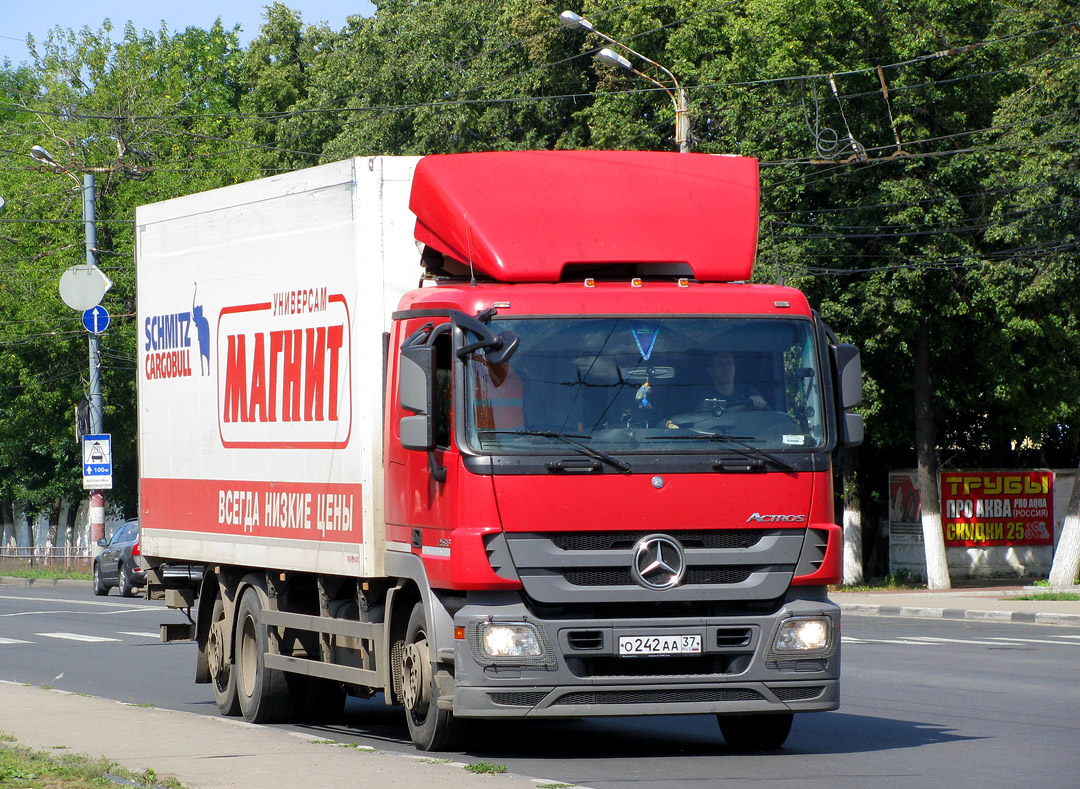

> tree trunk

[
  {"left": 13, "top": 502, "right": 31, "bottom": 549},
  {"left": 914, "top": 323, "right": 950, "bottom": 589},
  {"left": 841, "top": 449, "right": 864, "bottom": 584},
  {"left": 0, "top": 498, "right": 13, "bottom": 547},
  {"left": 63, "top": 500, "right": 78, "bottom": 550},
  {"left": 47, "top": 499, "right": 61, "bottom": 547},
  {"left": 1048, "top": 465, "right": 1080, "bottom": 587}
]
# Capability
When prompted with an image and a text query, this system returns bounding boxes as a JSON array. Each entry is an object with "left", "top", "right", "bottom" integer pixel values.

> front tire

[
  {"left": 207, "top": 595, "right": 240, "bottom": 716},
  {"left": 718, "top": 712, "right": 794, "bottom": 750},
  {"left": 400, "top": 601, "right": 460, "bottom": 751},
  {"left": 234, "top": 586, "right": 293, "bottom": 723}
]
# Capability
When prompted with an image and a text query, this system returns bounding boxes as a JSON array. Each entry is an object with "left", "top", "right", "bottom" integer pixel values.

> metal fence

[{"left": 0, "top": 546, "right": 93, "bottom": 573}]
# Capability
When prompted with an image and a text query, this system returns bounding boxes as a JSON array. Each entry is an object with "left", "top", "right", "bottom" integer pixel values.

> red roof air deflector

[{"left": 409, "top": 151, "right": 759, "bottom": 283}]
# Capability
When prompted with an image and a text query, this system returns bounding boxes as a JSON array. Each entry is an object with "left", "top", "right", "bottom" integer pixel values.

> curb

[
  {"left": 0, "top": 576, "right": 89, "bottom": 588},
  {"left": 839, "top": 602, "right": 1080, "bottom": 627}
]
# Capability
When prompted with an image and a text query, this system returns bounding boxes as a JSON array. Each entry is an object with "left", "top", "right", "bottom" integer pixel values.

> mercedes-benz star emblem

[{"left": 630, "top": 534, "right": 686, "bottom": 590}]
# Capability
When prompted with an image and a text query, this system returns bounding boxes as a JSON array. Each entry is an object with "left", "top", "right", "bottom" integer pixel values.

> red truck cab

[{"left": 382, "top": 151, "right": 862, "bottom": 749}]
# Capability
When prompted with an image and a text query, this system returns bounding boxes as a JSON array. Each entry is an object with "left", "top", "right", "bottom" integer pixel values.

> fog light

[
  {"left": 479, "top": 622, "right": 542, "bottom": 658},
  {"left": 773, "top": 616, "right": 832, "bottom": 653}
]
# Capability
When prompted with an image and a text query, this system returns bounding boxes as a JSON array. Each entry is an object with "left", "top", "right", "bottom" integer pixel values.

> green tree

[{"left": 0, "top": 19, "right": 252, "bottom": 536}]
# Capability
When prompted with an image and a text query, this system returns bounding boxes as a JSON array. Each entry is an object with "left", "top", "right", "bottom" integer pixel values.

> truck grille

[
  {"left": 553, "top": 688, "right": 763, "bottom": 706},
  {"left": 569, "top": 655, "right": 748, "bottom": 679},
  {"left": 564, "top": 567, "right": 754, "bottom": 587},
  {"left": 503, "top": 528, "right": 804, "bottom": 605},
  {"left": 769, "top": 685, "right": 826, "bottom": 702},
  {"left": 551, "top": 530, "right": 767, "bottom": 551},
  {"left": 489, "top": 691, "right": 550, "bottom": 707}
]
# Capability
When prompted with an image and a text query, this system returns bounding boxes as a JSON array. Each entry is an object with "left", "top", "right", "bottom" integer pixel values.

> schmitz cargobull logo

[
  {"left": 143, "top": 284, "right": 211, "bottom": 380},
  {"left": 217, "top": 287, "right": 351, "bottom": 449}
]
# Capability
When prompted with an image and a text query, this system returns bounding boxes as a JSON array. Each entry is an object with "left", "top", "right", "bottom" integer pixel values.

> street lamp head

[
  {"left": 30, "top": 145, "right": 58, "bottom": 165},
  {"left": 596, "top": 47, "right": 633, "bottom": 72},
  {"left": 559, "top": 10, "right": 594, "bottom": 32}
]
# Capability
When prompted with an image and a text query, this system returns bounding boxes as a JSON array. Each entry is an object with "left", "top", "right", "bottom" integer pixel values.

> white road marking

[
  {"left": 118, "top": 631, "right": 161, "bottom": 639},
  {"left": 842, "top": 637, "right": 942, "bottom": 646},
  {"left": 0, "top": 637, "right": 33, "bottom": 645},
  {"left": 986, "top": 636, "right": 1080, "bottom": 647},
  {"left": 36, "top": 632, "right": 122, "bottom": 643},
  {"left": 0, "top": 594, "right": 146, "bottom": 609},
  {"left": 902, "top": 636, "right": 1009, "bottom": 646}
]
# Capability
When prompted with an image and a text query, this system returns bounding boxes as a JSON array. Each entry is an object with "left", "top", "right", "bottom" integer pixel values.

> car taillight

[{"left": 132, "top": 537, "right": 141, "bottom": 557}]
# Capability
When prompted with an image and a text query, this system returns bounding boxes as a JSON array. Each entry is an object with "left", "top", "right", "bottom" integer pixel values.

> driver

[{"left": 706, "top": 351, "right": 767, "bottom": 410}]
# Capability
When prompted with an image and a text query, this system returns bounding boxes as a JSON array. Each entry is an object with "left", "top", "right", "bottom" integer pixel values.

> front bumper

[{"left": 449, "top": 593, "right": 840, "bottom": 719}]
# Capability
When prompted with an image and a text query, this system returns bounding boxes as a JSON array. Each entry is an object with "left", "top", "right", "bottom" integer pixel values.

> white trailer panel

[{"left": 136, "top": 157, "right": 421, "bottom": 578}]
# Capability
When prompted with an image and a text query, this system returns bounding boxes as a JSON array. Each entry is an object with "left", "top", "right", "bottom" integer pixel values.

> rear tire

[
  {"left": 92, "top": 562, "right": 108, "bottom": 596},
  {"left": 118, "top": 564, "right": 134, "bottom": 597},
  {"left": 400, "top": 601, "right": 460, "bottom": 751},
  {"left": 717, "top": 712, "right": 794, "bottom": 750},
  {"left": 208, "top": 596, "right": 241, "bottom": 716},
  {"left": 235, "top": 587, "right": 293, "bottom": 723}
]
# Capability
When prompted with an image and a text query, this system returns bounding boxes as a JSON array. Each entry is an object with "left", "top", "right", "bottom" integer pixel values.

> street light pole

[
  {"left": 81, "top": 173, "right": 106, "bottom": 544},
  {"left": 560, "top": 10, "right": 691, "bottom": 152},
  {"left": 30, "top": 147, "right": 108, "bottom": 544}
]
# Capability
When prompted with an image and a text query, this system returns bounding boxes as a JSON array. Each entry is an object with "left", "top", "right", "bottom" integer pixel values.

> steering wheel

[{"left": 705, "top": 397, "right": 755, "bottom": 416}]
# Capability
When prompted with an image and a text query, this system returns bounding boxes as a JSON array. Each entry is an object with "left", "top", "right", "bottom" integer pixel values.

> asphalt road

[{"left": 2, "top": 586, "right": 1079, "bottom": 787}]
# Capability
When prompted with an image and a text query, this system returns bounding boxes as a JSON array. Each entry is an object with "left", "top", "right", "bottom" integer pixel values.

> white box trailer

[{"left": 137, "top": 157, "right": 420, "bottom": 579}]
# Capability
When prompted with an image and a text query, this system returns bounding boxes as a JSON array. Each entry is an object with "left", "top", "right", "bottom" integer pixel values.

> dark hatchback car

[{"left": 93, "top": 518, "right": 145, "bottom": 597}]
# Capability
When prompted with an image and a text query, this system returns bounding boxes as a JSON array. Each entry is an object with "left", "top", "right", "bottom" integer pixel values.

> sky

[{"left": 0, "top": 1, "right": 376, "bottom": 66}]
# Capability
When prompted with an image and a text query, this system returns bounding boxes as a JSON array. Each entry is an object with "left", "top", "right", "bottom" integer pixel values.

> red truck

[{"left": 136, "top": 150, "right": 863, "bottom": 751}]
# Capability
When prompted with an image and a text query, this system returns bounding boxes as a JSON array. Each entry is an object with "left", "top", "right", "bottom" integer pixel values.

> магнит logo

[{"left": 216, "top": 289, "right": 352, "bottom": 449}]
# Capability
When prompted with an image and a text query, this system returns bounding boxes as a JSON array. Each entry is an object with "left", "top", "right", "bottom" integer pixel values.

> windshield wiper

[
  {"left": 651, "top": 431, "right": 797, "bottom": 473},
  {"left": 478, "top": 429, "right": 632, "bottom": 474}
]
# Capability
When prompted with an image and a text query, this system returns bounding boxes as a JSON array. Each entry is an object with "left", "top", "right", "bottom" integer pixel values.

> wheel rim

[
  {"left": 239, "top": 613, "right": 258, "bottom": 699},
  {"left": 401, "top": 638, "right": 431, "bottom": 716},
  {"left": 208, "top": 613, "right": 227, "bottom": 687}
]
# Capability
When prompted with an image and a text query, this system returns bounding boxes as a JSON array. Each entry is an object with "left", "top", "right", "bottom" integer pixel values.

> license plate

[{"left": 618, "top": 634, "right": 702, "bottom": 657}]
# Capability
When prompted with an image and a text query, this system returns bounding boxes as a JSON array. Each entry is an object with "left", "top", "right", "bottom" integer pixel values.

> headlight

[
  {"left": 479, "top": 621, "right": 542, "bottom": 658},
  {"left": 773, "top": 616, "right": 833, "bottom": 654}
]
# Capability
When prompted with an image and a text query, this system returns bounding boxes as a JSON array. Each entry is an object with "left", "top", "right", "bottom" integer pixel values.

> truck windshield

[{"left": 463, "top": 317, "right": 825, "bottom": 454}]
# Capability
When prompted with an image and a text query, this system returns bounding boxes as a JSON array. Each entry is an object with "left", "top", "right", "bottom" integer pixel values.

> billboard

[{"left": 940, "top": 470, "right": 1054, "bottom": 547}]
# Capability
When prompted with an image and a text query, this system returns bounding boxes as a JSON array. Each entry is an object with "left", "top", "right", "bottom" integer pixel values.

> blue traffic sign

[
  {"left": 82, "top": 305, "right": 110, "bottom": 334},
  {"left": 82, "top": 433, "right": 112, "bottom": 490}
]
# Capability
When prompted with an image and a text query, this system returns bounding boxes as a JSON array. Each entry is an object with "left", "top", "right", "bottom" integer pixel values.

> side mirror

[
  {"left": 842, "top": 412, "right": 864, "bottom": 446},
  {"left": 399, "top": 344, "right": 435, "bottom": 451},
  {"left": 97, "top": 537, "right": 107, "bottom": 547},
  {"left": 831, "top": 343, "right": 864, "bottom": 447},
  {"left": 833, "top": 344, "right": 863, "bottom": 409}
]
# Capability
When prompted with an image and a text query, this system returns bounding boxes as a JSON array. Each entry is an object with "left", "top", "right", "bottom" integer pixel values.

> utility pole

[
  {"left": 82, "top": 173, "right": 106, "bottom": 543},
  {"left": 30, "top": 147, "right": 111, "bottom": 544}
]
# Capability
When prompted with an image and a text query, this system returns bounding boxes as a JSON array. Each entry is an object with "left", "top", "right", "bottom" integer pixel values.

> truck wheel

[
  {"left": 400, "top": 601, "right": 459, "bottom": 751},
  {"left": 92, "top": 562, "right": 108, "bottom": 596},
  {"left": 717, "top": 712, "right": 794, "bottom": 750},
  {"left": 235, "top": 587, "right": 292, "bottom": 723},
  {"left": 118, "top": 564, "right": 135, "bottom": 597},
  {"left": 207, "top": 596, "right": 241, "bottom": 716}
]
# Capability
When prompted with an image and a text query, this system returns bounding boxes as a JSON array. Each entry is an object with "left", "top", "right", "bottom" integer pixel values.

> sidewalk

[
  {"left": 0, "top": 681, "right": 550, "bottom": 789},
  {"left": 832, "top": 583, "right": 1080, "bottom": 626}
]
